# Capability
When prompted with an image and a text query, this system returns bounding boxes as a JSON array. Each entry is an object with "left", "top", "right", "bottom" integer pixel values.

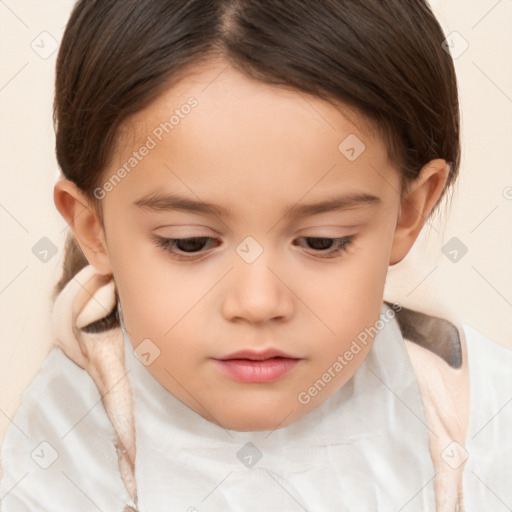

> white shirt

[{"left": 1, "top": 302, "right": 510, "bottom": 511}]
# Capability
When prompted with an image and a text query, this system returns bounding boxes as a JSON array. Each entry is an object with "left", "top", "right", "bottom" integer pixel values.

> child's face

[{"left": 79, "top": 60, "right": 426, "bottom": 431}]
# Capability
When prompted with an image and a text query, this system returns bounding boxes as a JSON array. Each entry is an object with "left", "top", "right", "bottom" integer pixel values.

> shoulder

[
  {"left": 460, "top": 321, "right": 512, "bottom": 422},
  {"left": 459, "top": 323, "right": 512, "bottom": 507},
  {"left": 462, "top": 322, "right": 512, "bottom": 373},
  {"left": 0, "top": 346, "right": 133, "bottom": 512}
]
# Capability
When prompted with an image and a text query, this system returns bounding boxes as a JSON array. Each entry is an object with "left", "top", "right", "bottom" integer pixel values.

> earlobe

[
  {"left": 389, "top": 159, "right": 450, "bottom": 266},
  {"left": 54, "top": 178, "right": 113, "bottom": 275}
]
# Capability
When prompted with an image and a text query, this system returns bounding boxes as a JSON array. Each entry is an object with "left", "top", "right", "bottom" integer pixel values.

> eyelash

[{"left": 151, "top": 235, "right": 355, "bottom": 261}]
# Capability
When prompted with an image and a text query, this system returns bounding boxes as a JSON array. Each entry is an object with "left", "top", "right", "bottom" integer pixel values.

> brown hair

[{"left": 52, "top": 0, "right": 461, "bottom": 317}]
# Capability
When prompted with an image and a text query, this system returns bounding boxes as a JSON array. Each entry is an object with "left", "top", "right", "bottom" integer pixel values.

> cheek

[
  {"left": 304, "top": 243, "right": 390, "bottom": 337},
  {"left": 105, "top": 243, "right": 174, "bottom": 332},
  {"left": 303, "top": 253, "right": 389, "bottom": 392},
  {"left": 107, "top": 222, "right": 206, "bottom": 326},
  {"left": 115, "top": 265, "right": 210, "bottom": 337}
]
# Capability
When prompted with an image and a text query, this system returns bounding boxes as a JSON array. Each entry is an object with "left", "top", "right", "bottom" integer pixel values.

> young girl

[{"left": 1, "top": 1, "right": 510, "bottom": 511}]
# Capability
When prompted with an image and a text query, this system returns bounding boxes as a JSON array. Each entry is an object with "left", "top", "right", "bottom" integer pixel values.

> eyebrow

[{"left": 133, "top": 191, "right": 381, "bottom": 219}]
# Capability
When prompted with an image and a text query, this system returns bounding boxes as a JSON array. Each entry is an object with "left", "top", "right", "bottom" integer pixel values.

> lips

[
  {"left": 212, "top": 348, "right": 302, "bottom": 383},
  {"left": 216, "top": 348, "right": 301, "bottom": 361}
]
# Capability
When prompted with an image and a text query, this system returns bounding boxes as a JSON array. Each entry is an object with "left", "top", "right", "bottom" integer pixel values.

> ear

[
  {"left": 54, "top": 178, "right": 113, "bottom": 275},
  {"left": 389, "top": 159, "right": 450, "bottom": 266}
]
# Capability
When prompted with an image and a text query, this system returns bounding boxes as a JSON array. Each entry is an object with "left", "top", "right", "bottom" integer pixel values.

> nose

[{"left": 221, "top": 251, "right": 294, "bottom": 324}]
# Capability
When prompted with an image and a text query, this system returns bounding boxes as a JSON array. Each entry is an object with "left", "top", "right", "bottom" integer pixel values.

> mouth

[
  {"left": 216, "top": 348, "right": 301, "bottom": 361},
  {"left": 212, "top": 354, "right": 302, "bottom": 383}
]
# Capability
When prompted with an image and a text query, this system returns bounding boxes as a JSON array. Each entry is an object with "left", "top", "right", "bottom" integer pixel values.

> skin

[{"left": 54, "top": 59, "right": 449, "bottom": 431}]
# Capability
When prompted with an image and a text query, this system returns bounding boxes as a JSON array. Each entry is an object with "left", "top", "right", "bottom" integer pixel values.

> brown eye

[
  {"left": 152, "top": 236, "right": 220, "bottom": 260},
  {"left": 293, "top": 236, "right": 355, "bottom": 258},
  {"left": 174, "top": 237, "right": 211, "bottom": 252}
]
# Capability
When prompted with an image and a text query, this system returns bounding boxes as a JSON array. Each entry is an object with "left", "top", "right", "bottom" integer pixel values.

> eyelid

[
  {"left": 151, "top": 233, "right": 356, "bottom": 261},
  {"left": 295, "top": 223, "right": 364, "bottom": 234},
  {"left": 153, "top": 225, "right": 218, "bottom": 235}
]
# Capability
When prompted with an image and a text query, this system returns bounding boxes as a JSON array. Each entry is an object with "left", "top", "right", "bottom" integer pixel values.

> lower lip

[{"left": 213, "top": 357, "right": 301, "bottom": 383}]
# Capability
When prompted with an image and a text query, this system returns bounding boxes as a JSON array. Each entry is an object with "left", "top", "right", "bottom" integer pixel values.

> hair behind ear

[{"left": 51, "top": 232, "right": 93, "bottom": 301}]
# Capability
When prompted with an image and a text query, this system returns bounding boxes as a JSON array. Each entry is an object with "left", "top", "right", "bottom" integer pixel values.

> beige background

[{"left": 1, "top": 0, "right": 511, "bottom": 444}]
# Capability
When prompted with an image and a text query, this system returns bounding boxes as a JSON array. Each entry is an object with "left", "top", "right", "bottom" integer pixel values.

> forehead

[
  {"left": 117, "top": 58, "right": 384, "bottom": 156},
  {"left": 107, "top": 59, "right": 398, "bottom": 212}
]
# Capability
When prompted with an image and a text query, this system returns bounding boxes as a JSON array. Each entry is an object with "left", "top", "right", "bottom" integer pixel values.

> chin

[{"left": 211, "top": 406, "right": 300, "bottom": 432}]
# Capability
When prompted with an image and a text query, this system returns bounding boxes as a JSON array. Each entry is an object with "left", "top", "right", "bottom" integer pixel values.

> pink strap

[
  {"left": 405, "top": 329, "right": 470, "bottom": 512},
  {"left": 51, "top": 265, "right": 138, "bottom": 505}
]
